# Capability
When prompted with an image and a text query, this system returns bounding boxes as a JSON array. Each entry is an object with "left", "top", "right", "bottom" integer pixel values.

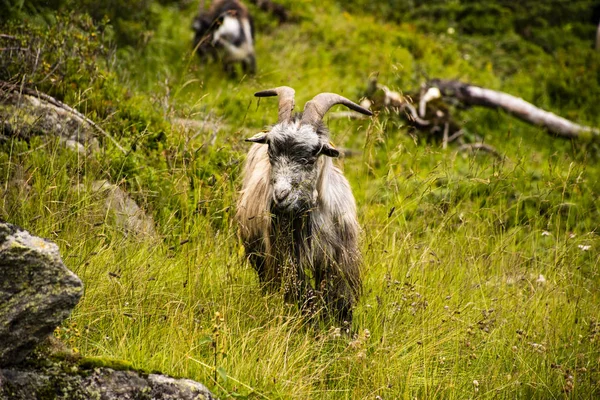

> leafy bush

[{"left": 1, "top": 0, "right": 189, "bottom": 47}]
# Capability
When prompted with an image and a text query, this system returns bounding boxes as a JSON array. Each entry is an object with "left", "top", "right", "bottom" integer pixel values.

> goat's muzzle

[{"left": 271, "top": 194, "right": 312, "bottom": 216}]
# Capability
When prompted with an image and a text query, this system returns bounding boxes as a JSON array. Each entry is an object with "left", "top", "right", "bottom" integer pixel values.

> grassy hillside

[{"left": 1, "top": 1, "right": 600, "bottom": 398}]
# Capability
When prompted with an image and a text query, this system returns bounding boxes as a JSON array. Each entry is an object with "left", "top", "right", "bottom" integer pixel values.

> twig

[
  {"left": 401, "top": 103, "right": 430, "bottom": 126},
  {"left": 442, "top": 121, "right": 449, "bottom": 149},
  {"left": 457, "top": 143, "right": 503, "bottom": 159},
  {"left": 0, "top": 81, "right": 126, "bottom": 153},
  {"left": 446, "top": 129, "right": 464, "bottom": 143}
]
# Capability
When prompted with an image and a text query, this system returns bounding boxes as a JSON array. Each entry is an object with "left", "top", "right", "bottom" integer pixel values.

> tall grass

[{"left": 1, "top": 1, "right": 599, "bottom": 398}]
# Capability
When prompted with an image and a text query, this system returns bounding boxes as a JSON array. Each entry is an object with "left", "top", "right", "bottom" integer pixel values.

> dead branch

[
  {"left": 0, "top": 81, "right": 126, "bottom": 153},
  {"left": 446, "top": 129, "right": 464, "bottom": 143},
  {"left": 457, "top": 143, "right": 503, "bottom": 159},
  {"left": 442, "top": 121, "right": 449, "bottom": 149},
  {"left": 428, "top": 79, "right": 600, "bottom": 139},
  {"left": 365, "top": 81, "right": 430, "bottom": 126},
  {"left": 403, "top": 102, "right": 430, "bottom": 126},
  {"left": 596, "top": 19, "right": 600, "bottom": 51}
]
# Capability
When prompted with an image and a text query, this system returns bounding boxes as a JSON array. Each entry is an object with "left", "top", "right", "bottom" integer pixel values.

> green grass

[{"left": 2, "top": 1, "right": 600, "bottom": 398}]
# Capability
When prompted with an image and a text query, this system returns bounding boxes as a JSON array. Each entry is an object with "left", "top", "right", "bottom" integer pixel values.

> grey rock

[
  {"left": 0, "top": 366, "right": 217, "bottom": 400},
  {"left": 0, "top": 223, "right": 84, "bottom": 366},
  {"left": 0, "top": 223, "right": 216, "bottom": 399},
  {"left": 0, "top": 91, "right": 99, "bottom": 154}
]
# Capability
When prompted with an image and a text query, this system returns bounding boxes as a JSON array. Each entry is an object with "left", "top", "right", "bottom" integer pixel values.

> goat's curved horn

[
  {"left": 301, "top": 93, "right": 373, "bottom": 127},
  {"left": 254, "top": 86, "right": 296, "bottom": 123}
]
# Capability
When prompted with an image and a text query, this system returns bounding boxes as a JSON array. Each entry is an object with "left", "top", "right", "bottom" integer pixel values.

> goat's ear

[
  {"left": 246, "top": 132, "right": 268, "bottom": 144},
  {"left": 320, "top": 142, "right": 340, "bottom": 158}
]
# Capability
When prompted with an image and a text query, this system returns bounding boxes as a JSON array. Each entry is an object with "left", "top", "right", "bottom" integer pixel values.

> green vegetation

[{"left": 1, "top": 0, "right": 600, "bottom": 398}]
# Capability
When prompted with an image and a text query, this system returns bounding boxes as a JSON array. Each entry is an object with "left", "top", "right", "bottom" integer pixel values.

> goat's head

[{"left": 247, "top": 86, "right": 372, "bottom": 215}]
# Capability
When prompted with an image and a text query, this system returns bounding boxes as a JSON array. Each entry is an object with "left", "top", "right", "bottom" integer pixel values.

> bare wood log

[{"left": 429, "top": 79, "right": 600, "bottom": 139}]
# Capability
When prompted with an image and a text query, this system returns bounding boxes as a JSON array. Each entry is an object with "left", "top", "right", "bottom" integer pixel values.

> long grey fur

[{"left": 236, "top": 88, "right": 371, "bottom": 324}]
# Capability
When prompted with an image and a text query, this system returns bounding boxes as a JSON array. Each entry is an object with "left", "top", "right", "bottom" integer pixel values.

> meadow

[{"left": 1, "top": 1, "right": 600, "bottom": 398}]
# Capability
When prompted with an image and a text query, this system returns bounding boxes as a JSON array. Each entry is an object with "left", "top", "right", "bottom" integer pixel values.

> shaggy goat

[
  {"left": 236, "top": 86, "right": 372, "bottom": 324},
  {"left": 192, "top": 0, "right": 256, "bottom": 75}
]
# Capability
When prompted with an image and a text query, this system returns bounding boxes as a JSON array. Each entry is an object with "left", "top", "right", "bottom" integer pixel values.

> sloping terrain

[{"left": 1, "top": 1, "right": 599, "bottom": 398}]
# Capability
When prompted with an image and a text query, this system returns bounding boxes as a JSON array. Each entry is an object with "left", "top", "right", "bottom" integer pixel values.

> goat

[
  {"left": 236, "top": 86, "right": 372, "bottom": 324},
  {"left": 192, "top": 0, "right": 256, "bottom": 75}
]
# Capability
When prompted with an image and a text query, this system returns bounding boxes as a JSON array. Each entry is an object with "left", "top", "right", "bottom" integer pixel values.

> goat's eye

[{"left": 298, "top": 158, "right": 313, "bottom": 166}]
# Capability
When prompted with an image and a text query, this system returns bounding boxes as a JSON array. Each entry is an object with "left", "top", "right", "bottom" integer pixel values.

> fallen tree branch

[
  {"left": 428, "top": 79, "right": 600, "bottom": 139},
  {"left": 0, "top": 81, "right": 126, "bottom": 153}
]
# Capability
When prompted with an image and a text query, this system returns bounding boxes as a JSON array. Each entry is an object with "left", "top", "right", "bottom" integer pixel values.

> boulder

[
  {"left": 0, "top": 91, "right": 99, "bottom": 154},
  {"left": 0, "top": 366, "right": 217, "bottom": 400},
  {"left": 0, "top": 223, "right": 84, "bottom": 366},
  {"left": 0, "top": 223, "right": 217, "bottom": 398}
]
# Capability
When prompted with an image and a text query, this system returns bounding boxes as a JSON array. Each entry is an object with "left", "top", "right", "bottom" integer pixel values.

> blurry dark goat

[
  {"left": 192, "top": 0, "right": 256, "bottom": 75},
  {"left": 236, "top": 87, "right": 372, "bottom": 325}
]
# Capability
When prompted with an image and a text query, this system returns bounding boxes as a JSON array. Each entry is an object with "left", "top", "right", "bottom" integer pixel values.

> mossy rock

[{"left": 0, "top": 222, "right": 84, "bottom": 367}]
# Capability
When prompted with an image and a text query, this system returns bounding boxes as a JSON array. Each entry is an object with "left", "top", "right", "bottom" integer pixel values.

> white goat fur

[{"left": 236, "top": 119, "right": 362, "bottom": 321}]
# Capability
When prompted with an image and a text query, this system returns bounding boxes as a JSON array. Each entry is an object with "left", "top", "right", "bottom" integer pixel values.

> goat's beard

[
  {"left": 270, "top": 210, "right": 312, "bottom": 262},
  {"left": 270, "top": 197, "right": 313, "bottom": 217}
]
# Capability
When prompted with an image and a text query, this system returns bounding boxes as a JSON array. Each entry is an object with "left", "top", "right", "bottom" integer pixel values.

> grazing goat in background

[
  {"left": 192, "top": 0, "right": 256, "bottom": 75},
  {"left": 236, "top": 86, "right": 372, "bottom": 325}
]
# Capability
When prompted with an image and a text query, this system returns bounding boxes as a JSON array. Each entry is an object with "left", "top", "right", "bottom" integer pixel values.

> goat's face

[
  {"left": 248, "top": 86, "right": 372, "bottom": 215},
  {"left": 249, "top": 123, "right": 339, "bottom": 215}
]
